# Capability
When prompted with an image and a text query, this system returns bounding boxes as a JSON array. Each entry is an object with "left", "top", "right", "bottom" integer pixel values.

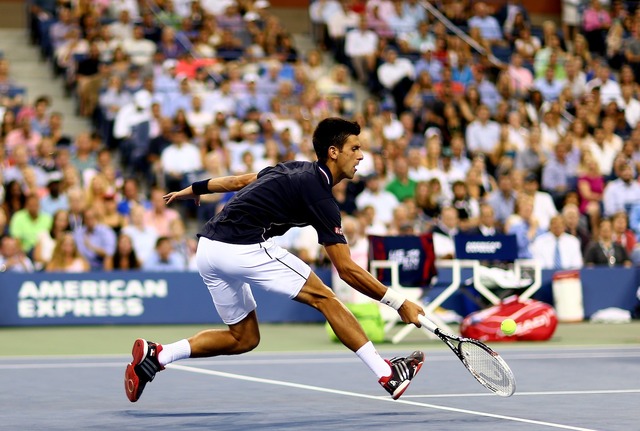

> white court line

[
  {"left": 167, "top": 363, "right": 599, "bottom": 431},
  {"left": 0, "top": 349, "right": 639, "bottom": 369},
  {"left": 402, "top": 389, "right": 640, "bottom": 398}
]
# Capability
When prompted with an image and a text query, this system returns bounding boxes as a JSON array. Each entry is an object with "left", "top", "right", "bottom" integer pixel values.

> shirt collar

[{"left": 317, "top": 162, "right": 333, "bottom": 187}]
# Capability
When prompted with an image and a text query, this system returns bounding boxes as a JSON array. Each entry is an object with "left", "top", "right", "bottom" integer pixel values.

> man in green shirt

[
  {"left": 9, "top": 194, "right": 53, "bottom": 254},
  {"left": 386, "top": 156, "right": 417, "bottom": 202}
]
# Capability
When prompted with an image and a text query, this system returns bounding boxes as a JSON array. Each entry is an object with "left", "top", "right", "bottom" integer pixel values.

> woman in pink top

[
  {"left": 582, "top": 0, "right": 611, "bottom": 56},
  {"left": 577, "top": 152, "right": 604, "bottom": 233}
]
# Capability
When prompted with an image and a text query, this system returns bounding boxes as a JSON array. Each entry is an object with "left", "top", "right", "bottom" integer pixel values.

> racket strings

[{"left": 459, "top": 342, "right": 516, "bottom": 397}]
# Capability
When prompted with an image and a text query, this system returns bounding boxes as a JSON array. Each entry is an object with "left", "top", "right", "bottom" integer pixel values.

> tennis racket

[{"left": 418, "top": 314, "right": 516, "bottom": 397}]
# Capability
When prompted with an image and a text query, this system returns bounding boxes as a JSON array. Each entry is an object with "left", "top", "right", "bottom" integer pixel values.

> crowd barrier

[{"left": 0, "top": 267, "right": 637, "bottom": 326}]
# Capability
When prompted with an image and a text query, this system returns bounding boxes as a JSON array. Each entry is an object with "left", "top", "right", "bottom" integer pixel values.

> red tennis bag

[{"left": 460, "top": 296, "right": 558, "bottom": 342}]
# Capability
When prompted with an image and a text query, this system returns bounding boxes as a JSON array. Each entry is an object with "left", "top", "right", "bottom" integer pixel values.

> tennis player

[{"left": 125, "top": 118, "right": 425, "bottom": 402}]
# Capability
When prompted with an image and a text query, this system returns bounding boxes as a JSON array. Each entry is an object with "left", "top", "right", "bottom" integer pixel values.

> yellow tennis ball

[{"left": 501, "top": 319, "right": 517, "bottom": 336}]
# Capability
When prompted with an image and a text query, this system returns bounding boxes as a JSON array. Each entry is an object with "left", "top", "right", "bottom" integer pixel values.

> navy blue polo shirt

[{"left": 199, "top": 161, "right": 347, "bottom": 245}]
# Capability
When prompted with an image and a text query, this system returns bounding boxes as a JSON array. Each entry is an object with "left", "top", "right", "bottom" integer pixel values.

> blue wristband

[{"left": 192, "top": 179, "right": 210, "bottom": 195}]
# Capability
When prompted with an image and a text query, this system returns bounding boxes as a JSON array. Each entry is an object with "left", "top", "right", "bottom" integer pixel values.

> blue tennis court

[{"left": 1, "top": 345, "right": 638, "bottom": 431}]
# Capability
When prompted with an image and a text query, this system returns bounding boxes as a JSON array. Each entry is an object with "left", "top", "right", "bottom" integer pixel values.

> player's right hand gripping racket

[{"left": 418, "top": 314, "right": 516, "bottom": 397}]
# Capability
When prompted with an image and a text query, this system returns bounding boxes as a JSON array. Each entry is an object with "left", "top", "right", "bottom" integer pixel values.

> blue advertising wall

[{"left": 0, "top": 268, "right": 637, "bottom": 326}]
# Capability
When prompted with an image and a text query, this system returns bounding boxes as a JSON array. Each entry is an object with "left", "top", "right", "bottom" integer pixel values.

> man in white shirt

[
  {"left": 345, "top": 17, "right": 379, "bottom": 84},
  {"left": 108, "top": 9, "right": 134, "bottom": 41},
  {"left": 522, "top": 173, "right": 558, "bottom": 231},
  {"left": 585, "top": 63, "right": 621, "bottom": 106},
  {"left": 377, "top": 48, "right": 415, "bottom": 114},
  {"left": 121, "top": 25, "right": 156, "bottom": 67},
  {"left": 186, "top": 96, "right": 214, "bottom": 136},
  {"left": 355, "top": 174, "right": 400, "bottom": 226},
  {"left": 617, "top": 83, "right": 640, "bottom": 128},
  {"left": 228, "top": 121, "right": 265, "bottom": 172},
  {"left": 465, "top": 104, "right": 501, "bottom": 158},
  {"left": 532, "top": 215, "right": 583, "bottom": 270},
  {"left": 160, "top": 128, "right": 203, "bottom": 192}
]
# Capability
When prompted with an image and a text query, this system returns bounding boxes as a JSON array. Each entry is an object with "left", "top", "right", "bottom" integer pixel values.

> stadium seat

[
  {"left": 491, "top": 45, "right": 512, "bottom": 64},
  {"left": 368, "top": 233, "right": 456, "bottom": 343}
]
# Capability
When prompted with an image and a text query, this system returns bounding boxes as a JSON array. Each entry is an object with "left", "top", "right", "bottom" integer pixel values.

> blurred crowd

[{"left": 2, "top": 0, "right": 640, "bottom": 274}]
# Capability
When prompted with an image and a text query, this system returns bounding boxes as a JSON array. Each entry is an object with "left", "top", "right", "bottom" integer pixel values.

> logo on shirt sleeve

[{"left": 334, "top": 226, "right": 344, "bottom": 235}]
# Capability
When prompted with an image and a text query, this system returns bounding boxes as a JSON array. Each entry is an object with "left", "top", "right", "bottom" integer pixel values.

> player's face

[{"left": 336, "top": 135, "right": 363, "bottom": 181}]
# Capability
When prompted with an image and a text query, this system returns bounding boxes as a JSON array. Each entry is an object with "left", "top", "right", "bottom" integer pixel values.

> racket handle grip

[{"left": 418, "top": 314, "right": 439, "bottom": 334}]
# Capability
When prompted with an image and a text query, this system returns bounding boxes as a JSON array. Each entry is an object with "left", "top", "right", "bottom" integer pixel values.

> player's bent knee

[{"left": 237, "top": 333, "right": 260, "bottom": 353}]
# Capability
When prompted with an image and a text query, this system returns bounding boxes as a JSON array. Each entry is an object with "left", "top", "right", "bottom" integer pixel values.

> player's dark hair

[{"left": 313, "top": 117, "right": 360, "bottom": 163}]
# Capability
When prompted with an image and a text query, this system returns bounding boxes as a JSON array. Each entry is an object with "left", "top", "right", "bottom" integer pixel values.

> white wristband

[{"left": 380, "top": 288, "right": 405, "bottom": 310}]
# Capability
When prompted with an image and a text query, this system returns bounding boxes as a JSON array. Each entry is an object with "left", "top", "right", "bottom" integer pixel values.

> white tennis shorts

[{"left": 195, "top": 237, "right": 312, "bottom": 325}]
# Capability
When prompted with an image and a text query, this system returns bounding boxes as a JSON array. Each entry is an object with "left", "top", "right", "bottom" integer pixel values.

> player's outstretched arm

[
  {"left": 163, "top": 173, "right": 258, "bottom": 205},
  {"left": 324, "top": 242, "right": 424, "bottom": 326}
]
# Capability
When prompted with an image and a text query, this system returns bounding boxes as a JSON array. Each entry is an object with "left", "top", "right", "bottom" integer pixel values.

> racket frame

[{"left": 417, "top": 314, "right": 516, "bottom": 397}]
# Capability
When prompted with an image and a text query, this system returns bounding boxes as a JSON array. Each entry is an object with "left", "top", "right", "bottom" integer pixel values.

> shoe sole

[
  {"left": 392, "top": 360, "right": 424, "bottom": 400},
  {"left": 124, "top": 339, "right": 148, "bottom": 402}
]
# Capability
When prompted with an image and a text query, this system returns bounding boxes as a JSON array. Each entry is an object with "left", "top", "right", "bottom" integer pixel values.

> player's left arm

[
  {"left": 324, "top": 242, "right": 424, "bottom": 326},
  {"left": 163, "top": 173, "right": 258, "bottom": 205}
]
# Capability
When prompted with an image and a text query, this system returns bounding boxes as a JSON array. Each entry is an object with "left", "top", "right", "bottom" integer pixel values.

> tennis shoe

[
  {"left": 378, "top": 351, "right": 424, "bottom": 400},
  {"left": 124, "top": 339, "right": 164, "bottom": 402}
]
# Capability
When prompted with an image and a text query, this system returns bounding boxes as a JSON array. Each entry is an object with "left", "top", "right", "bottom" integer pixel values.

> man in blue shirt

[
  {"left": 73, "top": 208, "right": 116, "bottom": 271},
  {"left": 124, "top": 118, "right": 425, "bottom": 403},
  {"left": 142, "top": 237, "right": 186, "bottom": 272}
]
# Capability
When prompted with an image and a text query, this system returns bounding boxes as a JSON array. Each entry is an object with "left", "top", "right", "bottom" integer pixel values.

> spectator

[
  {"left": 160, "top": 127, "right": 202, "bottom": 192},
  {"left": 0, "top": 235, "right": 34, "bottom": 273},
  {"left": 3, "top": 145, "right": 48, "bottom": 189},
  {"left": 122, "top": 24, "right": 156, "bottom": 68},
  {"left": 522, "top": 171, "right": 557, "bottom": 231},
  {"left": 462, "top": 203, "right": 500, "bottom": 236},
  {"left": 8, "top": 193, "right": 52, "bottom": 254},
  {"left": 585, "top": 63, "right": 621, "bottom": 107},
  {"left": 4, "top": 115, "right": 42, "bottom": 158},
  {"left": 532, "top": 215, "right": 583, "bottom": 270},
  {"left": 432, "top": 206, "right": 459, "bottom": 259},
  {"left": 603, "top": 161, "right": 640, "bottom": 217},
  {"left": 467, "top": 1, "right": 504, "bottom": 46},
  {"left": 120, "top": 204, "right": 158, "bottom": 265},
  {"left": 584, "top": 219, "right": 631, "bottom": 267},
  {"left": 113, "top": 89, "right": 153, "bottom": 176},
  {"left": 32, "top": 208, "right": 70, "bottom": 270},
  {"left": 45, "top": 232, "right": 90, "bottom": 272},
  {"left": 617, "top": 84, "right": 640, "bottom": 129},
  {"left": 168, "top": 218, "right": 196, "bottom": 270},
  {"left": 73, "top": 207, "right": 116, "bottom": 271},
  {"left": 142, "top": 236, "right": 186, "bottom": 271},
  {"left": 102, "top": 192, "right": 127, "bottom": 235},
  {"left": 582, "top": 0, "right": 611, "bottom": 57},
  {"left": 562, "top": 203, "right": 591, "bottom": 253},
  {"left": 534, "top": 67, "right": 565, "bottom": 102},
  {"left": 376, "top": 48, "right": 415, "bottom": 115},
  {"left": 611, "top": 210, "right": 636, "bottom": 255},
  {"left": 344, "top": 17, "right": 379, "bottom": 85},
  {"left": 186, "top": 96, "right": 214, "bottom": 136},
  {"left": 515, "top": 127, "right": 548, "bottom": 174},
  {"left": 541, "top": 139, "right": 576, "bottom": 207},
  {"left": 104, "top": 232, "right": 141, "bottom": 271},
  {"left": 385, "top": 156, "right": 417, "bottom": 202},
  {"left": 505, "top": 194, "right": 544, "bottom": 258},
  {"left": 40, "top": 172, "right": 69, "bottom": 216},
  {"left": 355, "top": 173, "right": 399, "bottom": 226},
  {"left": 144, "top": 187, "right": 180, "bottom": 237},
  {"left": 485, "top": 170, "right": 517, "bottom": 229},
  {"left": 465, "top": 104, "right": 501, "bottom": 160}
]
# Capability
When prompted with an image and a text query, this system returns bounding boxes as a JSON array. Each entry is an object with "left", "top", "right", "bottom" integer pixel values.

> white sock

[
  {"left": 355, "top": 341, "right": 392, "bottom": 379},
  {"left": 158, "top": 339, "right": 191, "bottom": 367}
]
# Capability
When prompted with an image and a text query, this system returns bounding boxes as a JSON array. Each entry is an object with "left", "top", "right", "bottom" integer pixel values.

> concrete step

[{"left": 0, "top": 28, "right": 90, "bottom": 135}]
